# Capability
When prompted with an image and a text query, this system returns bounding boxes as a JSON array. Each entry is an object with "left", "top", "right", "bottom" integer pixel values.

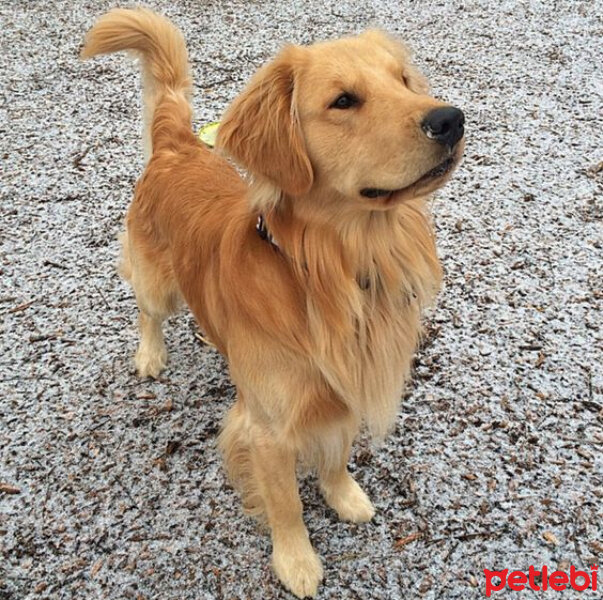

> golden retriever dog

[{"left": 82, "top": 8, "right": 464, "bottom": 598}]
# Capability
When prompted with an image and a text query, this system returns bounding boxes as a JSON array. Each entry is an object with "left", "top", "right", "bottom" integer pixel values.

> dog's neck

[
  {"left": 263, "top": 190, "right": 441, "bottom": 305},
  {"left": 259, "top": 190, "right": 442, "bottom": 437}
]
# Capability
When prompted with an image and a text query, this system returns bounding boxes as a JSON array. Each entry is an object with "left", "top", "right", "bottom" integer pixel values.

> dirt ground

[{"left": 1, "top": 1, "right": 601, "bottom": 599}]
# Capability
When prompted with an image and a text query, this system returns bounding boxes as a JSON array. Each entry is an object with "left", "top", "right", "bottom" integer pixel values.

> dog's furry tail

[{"left": 81, "top": 8, "right": 192, "bottom": 162}]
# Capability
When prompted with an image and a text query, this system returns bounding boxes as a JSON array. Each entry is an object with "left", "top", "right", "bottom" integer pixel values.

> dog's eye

[{"left": 330, "top": 92, "right": 359, "bottom": 109}]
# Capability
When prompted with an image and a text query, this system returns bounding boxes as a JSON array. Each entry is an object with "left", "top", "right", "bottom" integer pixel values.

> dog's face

[{"left": 217, "top": 30, "right": 464, "bottom": 212}]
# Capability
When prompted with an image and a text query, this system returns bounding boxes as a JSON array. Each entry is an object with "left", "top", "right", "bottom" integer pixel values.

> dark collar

[
  {"left": 256, "top": 215, "right": 279, "bottom": 249},
  {"left": 256, "top": 216, "right": 379, "bottom": 292}
]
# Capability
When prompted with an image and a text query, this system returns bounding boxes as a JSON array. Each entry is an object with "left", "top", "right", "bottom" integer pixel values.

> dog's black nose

[{"left": 421, "top": 107, "right": 465, "bottom": 149}]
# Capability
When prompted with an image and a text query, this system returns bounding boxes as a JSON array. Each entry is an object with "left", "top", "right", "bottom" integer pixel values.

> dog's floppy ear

[{"left": 216, "top": 46, "right": 313, "bottom": 202}]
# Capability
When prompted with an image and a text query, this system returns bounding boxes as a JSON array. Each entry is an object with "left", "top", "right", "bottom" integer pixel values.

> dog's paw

[
  {"left": 323, "top": 475, "right": 375, "bottom": 523},
  {"left": 272, "top": 537, "right": 323, "bottom": 599},
  {"left": 134, "top": 343, "right": 167, "bottom": 379}
]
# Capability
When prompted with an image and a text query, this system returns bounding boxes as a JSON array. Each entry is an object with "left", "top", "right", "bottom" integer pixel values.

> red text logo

[{"left": 484, "top": 565, "right": 598, "bottom": 596}]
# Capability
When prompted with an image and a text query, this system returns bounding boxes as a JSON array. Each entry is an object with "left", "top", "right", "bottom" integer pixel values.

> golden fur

[{"left": 82, "top": 8, "right": 464, "bottom": 598}]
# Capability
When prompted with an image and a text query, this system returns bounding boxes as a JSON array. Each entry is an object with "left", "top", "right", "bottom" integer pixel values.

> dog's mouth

[{"left": 360, "top": 155, "right": 457, "bottom": 202}]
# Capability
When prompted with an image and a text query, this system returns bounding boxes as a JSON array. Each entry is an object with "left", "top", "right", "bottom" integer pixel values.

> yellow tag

[{"left": 198, "top": 121, "right": 220, "bottom": 148}]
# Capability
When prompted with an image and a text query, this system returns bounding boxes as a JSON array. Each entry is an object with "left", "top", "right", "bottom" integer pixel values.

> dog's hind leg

[
  {"left": 135, "top": 311, "right": 168, "bottom": 379},
  {"left": 120, "top": 227, "right": 181, "bottom": 379}
]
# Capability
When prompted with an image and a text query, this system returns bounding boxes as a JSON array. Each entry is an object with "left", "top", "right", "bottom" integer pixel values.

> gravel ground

[{"left": 1, "top": 1, "right": 602, "bottom": 599}]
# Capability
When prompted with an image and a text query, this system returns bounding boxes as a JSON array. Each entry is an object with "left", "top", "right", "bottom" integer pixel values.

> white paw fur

[
  {"left": 134, "top": 342, "right": 167, "bottom": 379},
  {"left": 322, "top": 475, "right": 375, "bottom": 523},
  {"left": 272, "top": 536, "right": 323, "bottom": 598}
]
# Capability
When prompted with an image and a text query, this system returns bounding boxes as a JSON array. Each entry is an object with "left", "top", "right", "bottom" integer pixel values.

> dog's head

[{"left": 217, "top": 30, "right": 464, "bottom": 212}]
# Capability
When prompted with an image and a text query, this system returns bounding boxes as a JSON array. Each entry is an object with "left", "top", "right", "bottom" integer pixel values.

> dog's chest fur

[{"left": 306, "top": 202, "right": 441, "bottom": 437}]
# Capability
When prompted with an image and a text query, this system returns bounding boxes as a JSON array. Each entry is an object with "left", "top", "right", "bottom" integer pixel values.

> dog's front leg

[
  {"left": 318, "top": 435, "right": 375, "bottom": 523},
  {"left": 250, "top": 427, "right": 323, "bottom": 598}
]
